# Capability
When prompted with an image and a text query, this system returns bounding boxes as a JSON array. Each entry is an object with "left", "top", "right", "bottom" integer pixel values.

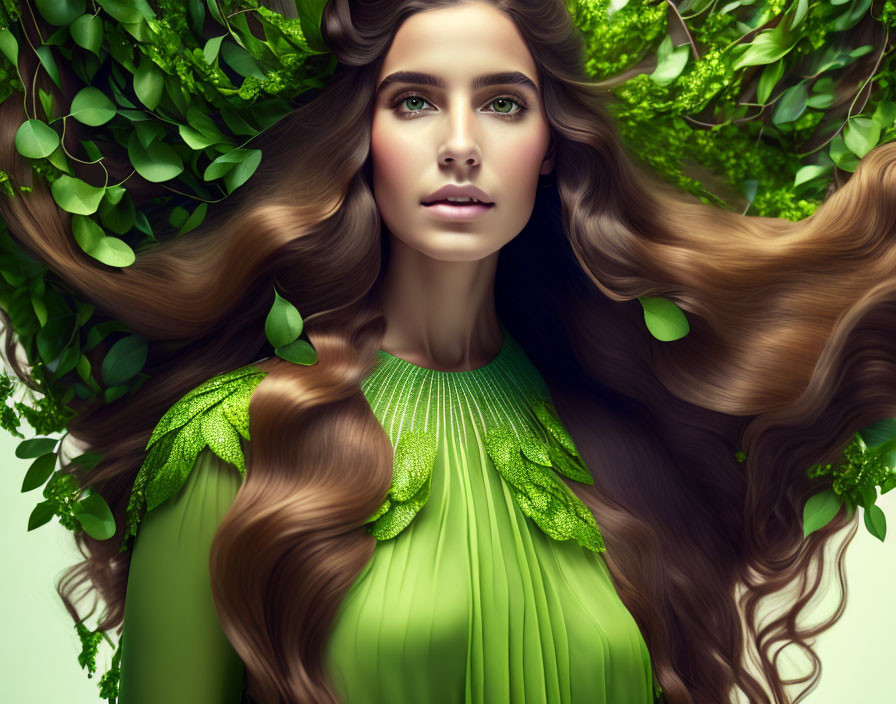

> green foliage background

[{"left": 0, "top": 0, "right": 895, "bottom": 700}]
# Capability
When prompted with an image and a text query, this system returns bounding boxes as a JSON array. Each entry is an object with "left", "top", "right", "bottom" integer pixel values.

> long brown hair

[{"left": 3, "top": 0, "right": 896, "bottom": 701}]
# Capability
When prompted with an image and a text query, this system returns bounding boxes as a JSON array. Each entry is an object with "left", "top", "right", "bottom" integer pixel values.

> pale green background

[{"left": 1, "top": 420, "right": 894, "bottom": 703}]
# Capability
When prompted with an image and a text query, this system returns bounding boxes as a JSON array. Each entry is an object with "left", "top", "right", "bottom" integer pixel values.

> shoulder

[{"left": 123, "top": 363, "right": 270, "bottom": 544}]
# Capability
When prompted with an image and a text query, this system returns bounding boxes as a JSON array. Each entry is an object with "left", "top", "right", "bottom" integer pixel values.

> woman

[{"left": 2, "top": 0, "right": 895, "bottom": 702}]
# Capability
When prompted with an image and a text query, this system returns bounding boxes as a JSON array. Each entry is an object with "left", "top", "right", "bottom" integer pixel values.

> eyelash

[{"left": 389, "top": 91, "right": 529, "bottom": 120}]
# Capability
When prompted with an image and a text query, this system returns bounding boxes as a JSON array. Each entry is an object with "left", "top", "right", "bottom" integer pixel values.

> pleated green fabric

[{"left": 324, "top": 325, "right": 657, "bottom": 703}]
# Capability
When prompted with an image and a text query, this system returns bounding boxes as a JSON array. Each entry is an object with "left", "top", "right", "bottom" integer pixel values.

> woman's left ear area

[{"left": 541, "top": 139, "right": 556, "bottom": 174}]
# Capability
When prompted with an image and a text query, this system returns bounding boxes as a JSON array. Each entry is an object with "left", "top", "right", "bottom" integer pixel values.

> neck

[{"left": 378, "top": 234, "right": 504, "bottom": 372}]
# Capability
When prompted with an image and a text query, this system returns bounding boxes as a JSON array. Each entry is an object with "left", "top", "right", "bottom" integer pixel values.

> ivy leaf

[
  {"left": 35, "top": 0, "right": 85, "bottom": 26},
  {"left": 265, "top": 287, "right": 303, "bottom": 348},
  {"left": 15, "top": 119, "right": 60, "bottom": 159},
  {"left": 864, "top": 504, "right": 886, "bottom": 542},
  {"left": 133, "top": 55, "right": 165, "bottom": 111},
  {"left": 51, "top": 176, "right": 105, "bottom": 215},
  {"left": 802, "top": 488, "right": 842, "bottom": 538},
  {"left": 72, "top": 491, "right": 116, "bottom": 540},
  {"left": 126, "top": 131, "right": 184, "bottom": 183},
  {"left": 843, "top": 117, "right": 880, "bottom": 159},
  {"left": 70, "top": 14, "right": 102, "bottom": 56},
  {"left": 70, "top": 87, "right": 117, "bottom": 126},
  {"left": 638, "top": 296, "right": 689, "bottom": 341}
]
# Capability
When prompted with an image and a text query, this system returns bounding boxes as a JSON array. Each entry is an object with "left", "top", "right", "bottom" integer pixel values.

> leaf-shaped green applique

[
  {"left": 483, "top": 424, "right": 605, "bottom": 554},
  {"left": 122, "top": 364, "right": 268, "bottom": 545},
  {"left": 365, "top": 429, "right": 437, "bottom": 541},
  {"left": 531, "top": 396, "right": 594, "bottom": 485}
]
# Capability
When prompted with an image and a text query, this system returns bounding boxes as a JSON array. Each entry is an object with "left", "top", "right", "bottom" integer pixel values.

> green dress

[{"left": 118, "top": 326, "right": 659, "bottom": 703}]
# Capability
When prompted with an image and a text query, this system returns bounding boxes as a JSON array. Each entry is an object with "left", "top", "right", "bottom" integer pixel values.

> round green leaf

[
  {"left": 829, "top": 133, "right": 859, "bottom": 172},
  {"left": 70, "top": 14, "right": 102, "bottom": 55},
  {"left": 650, "top": 36, "right": 689, "bottom": 87},
  {"left": 101, "top": 334, "right": 147, "bottom": 386},
  {"left": 71, "top": 213, "right": 105, "bottom": 253},
  {"left": 134, "top": 55, "right": 164, "bottom": 110},
  {"left": 15, "top": 119, "right": 60, "bottom": 158},
  {"left": 638, "top": 296, "right": 689, "bottom": 341},
  {"left": 793, "top": 164, "right": 832, "bottom": 188},
  {"left": 127, "top": 131, "right": 183, "bottom": 183},
  {"left": 265, "top": 287, "right": 303, "bottom": 348},
  {"left": 802, "top": 488, "right": 842, "bottom": 538},
  {"left": 97, "top": 0, "right": 145, "bottom": 24},
  {"left": 15, "top": 436, "right": 58, "bottom": 459},
  {"left": 36, "top": 0, "right": 85, "bottom": 26},
  {"left": 87, "top": 235, "right": 136, "bottom": 267},
  {"left": 70, "top": 86, "right": 117, "bottom": 126},
  {"left": 28, "top": 500, "right": 55, "bottom": 531},
  {"left": 203, "top": 148, "right": 250, "bottom": 181},
  {"left": 275, "top": 338, "right": 318, "bottom": 366},
  {"left": 21, "top": 452, "right": 57, "bottom": 492},
  {"left": 864, "top": 503, "right": 886, "bottom": 541},
  {"left": 72, "top": 492, "right": 116, "bottom": 540},
  {"left": 843, "top": 117, "right": 880, "bottom": 159},
  {"left": 51, "top": 175, "right": 105, "bottom": 215}
]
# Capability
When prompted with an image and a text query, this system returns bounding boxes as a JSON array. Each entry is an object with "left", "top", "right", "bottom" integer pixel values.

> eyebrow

[{"left": 377, "top": 70, "right": 539, "bottom": 95}]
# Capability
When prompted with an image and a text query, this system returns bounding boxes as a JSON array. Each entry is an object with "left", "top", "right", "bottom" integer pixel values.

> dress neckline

[{"left": 375, "top": 322, "right": 510, "bottom": 376}]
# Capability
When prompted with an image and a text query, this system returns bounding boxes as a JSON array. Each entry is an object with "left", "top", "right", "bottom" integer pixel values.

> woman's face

[{"left": 371, "top": 1, "right": 554, "bottom": 263}]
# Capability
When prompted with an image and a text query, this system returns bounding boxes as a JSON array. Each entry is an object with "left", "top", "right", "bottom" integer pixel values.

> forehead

[{"left": 378, "top": 3, "right": 538, "bottom": 86}]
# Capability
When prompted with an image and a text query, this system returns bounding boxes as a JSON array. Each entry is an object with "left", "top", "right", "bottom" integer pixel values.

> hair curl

[{"left": 3, "top": 0, "right": 896, "bottom": 702}]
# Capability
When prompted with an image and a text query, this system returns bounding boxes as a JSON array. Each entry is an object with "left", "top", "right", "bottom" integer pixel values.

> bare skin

[{"left": 371, "top": 1, "right": 555, "bottom": 372}]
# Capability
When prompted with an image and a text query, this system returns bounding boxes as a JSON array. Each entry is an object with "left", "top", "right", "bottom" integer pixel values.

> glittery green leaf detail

[
  {"left": 364, "top": 429, "right": 437, "bottom": 540},
  {"left": 484, "top": 396, "right": 605, "bottom": 554},
  {"left": 122, "top": 364, "right": 268, "bottom": 545}
]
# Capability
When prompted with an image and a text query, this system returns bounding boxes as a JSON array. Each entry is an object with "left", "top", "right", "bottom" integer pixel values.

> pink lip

[{"left": 422, "top": 202, "right": 494, "bottom": 220}]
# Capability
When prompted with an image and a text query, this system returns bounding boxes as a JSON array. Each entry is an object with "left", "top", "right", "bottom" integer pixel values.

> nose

[{"left": 437, "top": 105, "right": 481, "bottom": 168}]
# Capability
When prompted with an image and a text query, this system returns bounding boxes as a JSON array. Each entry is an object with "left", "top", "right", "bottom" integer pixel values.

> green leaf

[
  {"left": 133, "top": 55, "right": 164, "bottom": 110},
  {"left": 51, "top": 175, "right": 105, "bottom": 215},
  {"left": 203, "top": 147, "right": 252, "bottom": 180},
  {"left": 649, "top": 35, "right": 690, "bottom": 87},
  {"left": 36, "top": 0, "right": 85, "bottom": 26},
  {"left": 104, "top": 384, "right": 130, "bottom": 403},
  {"left": 638, "top": 296, "right": 689, "bottom": 341},
  {"left": 843, "top": 117, "right": 880, "bottom": 159},
  {"left": 15, "top": 119, "right": 60, "bottom": 159},
  {"left": 793, "top": 164, "right": 832, "bottom": 188},
  {"left": 0, "top": 27, "right": 19, "bottom": 66},
  {"left": 864, "top": 504, "right": 886, "bottom": 541},
  {"left": 70, "top": 14, "right": 102, "bottom": 56},
  {"left": 70, "top": 87, "right": 117, "bottom": 126},
  {"left": 55, "top": 342, "right": 81, "bottom": 377},
  {"left": 202, "top": 35, "right": 225, "bottom": 64},
  {"left": 127, "top": 131, "right": 184, "bottom": 183},
  {"left": 872, "top": 101, "right": 896, "bottom": 132},
  {"left": 34, "top": 45, "right": 62, "bottom": 89},
  {"left": 771, "top": 81, "right": 808, "bottom": 125},
  {"left": 71, "top": 214, "right": 136, "bottom": 267},
  {"left": 733, "top": 26, "right": 795, "bottom": 71},
  {"left": 857, "top": 418, "right": 896, "bottom": 449},
  {"left": 38, "top": 88, "right": 54, "bottom": 122},
  {"left": 265, "top": 287, "right": 303, "bottom": 347},
  {"left": 101, "top": 334, "right": 147, "bottom": 386},
  {"left": 802, "top": 488, "right": 842, "bottom": 538},
  {"left": 757, "top": 58, "right": 785, "bottom": 104},
  {"left": 220, "top": 40, "right": 266, "bottom": 80},
  {"left": 178, "top": 201, "right": 207, "bottom": 235},
  {"left": 72, "top": 492, "right": 116, "bottom": 540},
  {"left": 21, "top": 452, "right": 57, "bottom": 492},
  {"left": 223, "top": 149, "right": 262, "bottom": 194},
  {"left": 858, "top": 483, "right": 877, "bottom": 510},
  {"left": 15, "top": 437, "right": 58, "bottom": 459},
  {"left": 829, "top": 134, "right": 859, "bottom": 172},
  {"left": 28, "top": 500, "right": 56, "bottom": 531},
  {"left": 275, "top": 338, "right": 318, "bottom": 365},
  {"left": 296, "top": 0, "right": 329, "bottom": 53},
  {"left": 96, "top": 0, "right": 152, "bottom": 23}
]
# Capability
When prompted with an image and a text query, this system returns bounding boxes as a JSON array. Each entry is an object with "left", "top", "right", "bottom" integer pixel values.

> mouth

[{"left": 421, "top": 200, "right": 495, "bottom": 220}]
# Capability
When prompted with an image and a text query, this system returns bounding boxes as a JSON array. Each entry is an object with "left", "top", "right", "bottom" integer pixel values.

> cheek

[
  {"left": 371, "top": 120, "right": 420, "bottom": 194},
  {"left": 493, "top": 129, "right": 549, "bottom": 194}
]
